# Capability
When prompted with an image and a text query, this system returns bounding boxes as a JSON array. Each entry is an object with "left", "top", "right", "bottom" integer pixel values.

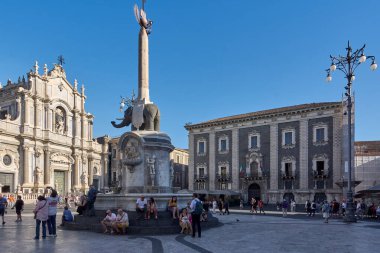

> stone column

[
  {"left": 73, "top": 155, "right": 79, "bottom": 189},
  {"left": 22, "top": 146, "right": 30, "bottom": 185},
  {"left": 44, "top": 149, "right": 51, "bottom": 186},
  {"left": 209, "top": 132, "right": 216, "bottom": 191},
  {"left": 270, "top": 124, "right": 278, "bottom": 190},
  {"left": 232, "top": 128, "right": 239, "bottom": 191},
  {"left": 138, "top": 27, "right": 150, "bottom": 103},
  {"left": 299, "top": 119, "right": 308, "bottom": 189},
  {"left": 35, "top": 103, "right": 41, "bottom": 128},
  {"left": 188, "top": 134, "right": 195, "bottom": 190},
  {"left": 88, "top": 158, "right": 94, "bottom": 186},
  {"left": 24, "top": 98, "right": 30, "bottom": 125},
  {"left": 103, "top": 158, "right": 109, "bottom": 188}
]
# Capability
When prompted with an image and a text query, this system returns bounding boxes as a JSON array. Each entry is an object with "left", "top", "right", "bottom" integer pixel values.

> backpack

[{"left": 194, "top": 200, "right": 203, "bottom": 215}]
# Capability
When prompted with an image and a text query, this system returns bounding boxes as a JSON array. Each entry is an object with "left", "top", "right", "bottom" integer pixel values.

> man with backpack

[{"left": 190, "top": 193, "right": 202, "bottom": 238}]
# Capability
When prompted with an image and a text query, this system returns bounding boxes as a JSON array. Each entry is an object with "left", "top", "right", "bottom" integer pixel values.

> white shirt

[
  {"left": 190, "top": 198, "right": 201, "bottom": 212},
  {"left": 136, "top": 198, "right": 147, "bottom": 209},
  {"left": 116, "top": 212, "right": 129, "bottom": 223},
  {"left": 104, "top": 213, "right": 116, "bottom": 221}
]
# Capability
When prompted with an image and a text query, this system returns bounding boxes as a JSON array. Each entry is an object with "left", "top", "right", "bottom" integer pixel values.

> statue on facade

[
  {"left": 146, "top": 155, "right": 156, "bottom": 175},
  {"left": 34, "top": 167, "right": 43, "bottom": 184},
  {"left": 80, "top": 171, "right": 88, "bottom": 185},
  {"left": 55, "top": 108, "right": 65, "bottom": 134}
]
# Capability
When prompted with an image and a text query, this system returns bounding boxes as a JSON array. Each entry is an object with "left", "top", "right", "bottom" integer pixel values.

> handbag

[{"left": 34, "top": 200, "right": 47, "bottom": 219}]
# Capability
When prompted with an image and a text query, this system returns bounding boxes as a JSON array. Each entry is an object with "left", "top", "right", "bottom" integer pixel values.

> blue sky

[{"left": 0, "top": 0, "right": 379, "bottom": 148}]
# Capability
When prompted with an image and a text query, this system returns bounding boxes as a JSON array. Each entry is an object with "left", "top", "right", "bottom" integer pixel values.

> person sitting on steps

[
  {"left": 112, "top": 209, "right": 129, "bottom": 235},
  {"left": 168, "top": 196, "right": 179, "bottom": 219},
  {"left": 147, "top": 197, "right": 158, "bottom": 220},
  {"left": 101, "top": 209, "right": 116, "bottom": 234},
  {"left": 135, "top": 195, "right": 147, "bottom": 220},
  {"left": 179, "top": 208, "right": 192, "bottom": 234}
]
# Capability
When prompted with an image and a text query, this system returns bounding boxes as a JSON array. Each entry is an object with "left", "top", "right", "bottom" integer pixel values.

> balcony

[
  {"left": 281, "top": 173, "right": 295, "bottom": 180},
  {"left": 216, "top": 173, "right": 231, "bottom": 182},
  {"left": 194, "top": 174, "right": 208, "bottom": 182},
  {"left": 240, "top": 172, "right": 265, "bottom": 181},
  {"left": 312, "top": 170, "right": 328, "bottom": 179}
]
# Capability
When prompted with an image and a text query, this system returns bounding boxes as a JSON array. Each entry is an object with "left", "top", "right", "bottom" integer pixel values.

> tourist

[
  {"left": 14, "top": 195, "right": 24, "bottom": 222},
  {"left": 282, "top": 199, "right": 288, "bottom": 217},
  {"left": 290, "top": 200, "right": 296, "bottom": 212},
  {"left": 258, "top": 199, "right": 265, "bottom": 214},
  {"left": 376, "top": 204, "right": 380, "bottom": 218},
  {"left": 218, "top": 198, "right": 224, "bottom": 215},
  {"left": 276, "top": 201, "right": 281, "bottom": 211},
  {"left": 147, "top": 197, "right": 158, "bottom": 220},
  {"left": 251, "top": 198, "right": 257, "bottom": 214},
  {"left": 190, "top": 193, "right": 202, "bottom": 238},
  {"left": 76, "top": 195, "right": 88, "bottom": 215},
  {"left": 305, "top": 200, "right": 312, "bottom": 216},
  {"left": 33, "top": 195, "right": 49, "bottom": 240},
  {"left": 47, "top": 189, "right": 59, "bottom": 237},
  {"left": 179, "top": 208, "right": 192, "bottom": 234},
  {"left": 87, "top": 185, "right": 99, "bottom": 216},
  {"left": 112, "top": 209, "right": 129, "bottom": 234},
  {"left": 311, "top": 200, "right": 316, "bottom": 217},
  {"left": 0, "top": 194, "right": 8, "bottom": 225},
  {"left": 239, "top": 198, "right": 244, "bottom": 210},
  {"left": 168, "top": 196, "right": 179, "bottom": 219},
  {"left": 322, "top": 200, "right": 331, "bottom": 223},
  {"left": 212, "top": 198, "right": 217, "bottom": 214},
  {"left": 223, "top": 199, "right": 230, "bottom": 215},
  {"left": 101, "top": 209, "right": 116, "bottom": 234},
  {"left": 136, "top": 195, "right": 147, "bottom": 220},
  {"left": 8, "top": 194, "right": 15, "bottom": 209},
  {"left": 60, "top": 206, "right": 73, "bottom": 226},
  {"left": 341, "top": 200, "right": 346, "bottom": 216},
  {"left": 202, "top": 199, "right": 209, "bottom": 221}
]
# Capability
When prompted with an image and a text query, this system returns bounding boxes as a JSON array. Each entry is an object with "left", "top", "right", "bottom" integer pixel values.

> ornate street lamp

[{"left": 326, "top": 41, "right": 377, "bottom": 222}]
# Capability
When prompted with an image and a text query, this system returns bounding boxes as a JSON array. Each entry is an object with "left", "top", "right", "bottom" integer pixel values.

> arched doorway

[
  {"left": 314, "top": 193, "right": 327, "bottom": 203},
  {"left": 248, "top": 183, "right": 261, "bottom": 201},
  {"left": 283, "top": 193, "right": 294, "bottom": 202}
]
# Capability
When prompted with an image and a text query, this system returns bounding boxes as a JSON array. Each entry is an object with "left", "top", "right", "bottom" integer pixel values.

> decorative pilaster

[
  {"left": 74, "top": 154, "right": 79, "bottom": 188},
  {"left": 299, "top": 119, "right": 308, "bottom": 189},
  {"left": 209, "top": 132, "right": 215, "bottom": 191},
  {"left": 270, "top": 124, "right": 278, "bottom": 190},
  {"left": 103, "top": 158, "right": 109, "bottom": 188},
  {"left": 22, "top": 146, "right": 30, "bottom": 186},
  {"left": 44, "top": 149, "right": 51, "bottom": 186},
  {"left": 232, "top": 128, "right": 239, "bottom": 190},
  {"left": 188, "top": 133, "right": 195, "bottom": 190},
  {"left": 88, "top": 158, "right": 94, "bottom": 186}
]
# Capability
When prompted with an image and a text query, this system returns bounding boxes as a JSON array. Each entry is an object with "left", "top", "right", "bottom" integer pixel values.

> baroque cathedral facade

[
  {"left": 0, "top": 62, "right": 108, "bottom": 194},
  {"left": 185, "top": 102, "right": 352, "bottom": 204}
]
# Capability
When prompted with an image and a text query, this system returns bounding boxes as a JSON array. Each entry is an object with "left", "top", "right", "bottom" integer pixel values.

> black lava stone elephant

[{"left": 111, "top": 103, "right": 160, "bottom": 131}]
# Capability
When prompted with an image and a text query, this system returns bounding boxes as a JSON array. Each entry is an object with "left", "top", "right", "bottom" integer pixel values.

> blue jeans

[
  {"left": 47, "top": 215, "right": 56, "bottom": 235},
  {"left": 35, "top": 219, "right": 47, "bottom": 238}
]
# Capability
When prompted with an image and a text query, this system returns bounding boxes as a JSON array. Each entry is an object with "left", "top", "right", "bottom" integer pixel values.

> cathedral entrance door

[
  {"left": 54, "top": 171, "right": 66, "bottom": 194},
  {"left": 0, "top": 173, "right": 14, "bottom": 193},
  {"left": 248, "top": 183, "right": 261, "bottom": 201}
]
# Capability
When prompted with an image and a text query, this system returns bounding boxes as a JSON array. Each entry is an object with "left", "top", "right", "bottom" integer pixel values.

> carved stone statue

[
  {"left": 111, "top": 103, "right": 160, "bottom": 131},
  {"left": 55, "top": 108, "right": 65, "bottom": 134},
  {"left": 80, "top": 171, "right": 87, "bottom": 185},
  {"left": 146, "top": 155, "right": 156, "bottom": 175},
  {"left": 34, "top": 167, "right": 43, "bottom": 184}
]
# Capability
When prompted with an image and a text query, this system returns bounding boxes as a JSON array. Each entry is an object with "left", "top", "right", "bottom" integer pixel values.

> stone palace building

[
  {"left": 355, "top": 141, "right": 380, "bottom": 193},
  {"left": 185, "top": 102, "right": 352, "bottom": 204},
  {"left": 0, "top": 62, "right": 109, "bottom": 195}
]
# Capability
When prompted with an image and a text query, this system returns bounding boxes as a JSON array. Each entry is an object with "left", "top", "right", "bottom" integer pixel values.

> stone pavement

[{"left": 0, "top": 209, "right": 379, "bottom": 253}]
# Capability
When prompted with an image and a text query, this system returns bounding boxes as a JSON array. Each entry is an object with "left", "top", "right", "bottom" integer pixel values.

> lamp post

[{"left": 326, "top": 41, "right": 377, "bottom": 222}]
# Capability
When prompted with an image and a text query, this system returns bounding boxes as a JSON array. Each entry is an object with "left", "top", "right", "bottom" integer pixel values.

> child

[{"left": 13, "top": 195, "right": 24, "bottom": 222}]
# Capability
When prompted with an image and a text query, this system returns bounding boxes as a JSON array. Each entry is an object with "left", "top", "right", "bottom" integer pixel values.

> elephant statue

[{"left": 111, "top": 103, "right": 160, "bottom": 131}]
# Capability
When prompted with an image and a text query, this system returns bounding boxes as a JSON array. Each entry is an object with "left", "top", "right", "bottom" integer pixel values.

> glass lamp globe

[
  {"left": 359, "top": 54, "right": 367, "bottom": 63},
  {"left": 330, "top": 64, "right": 336, "bottom": 72},
  {"left": 326, "top": 75, "right": 332, "bottom": 82},
  {"left": 370, "top": 62, "right": 378, "bottom": 71},
  {"left": 351, "top": 75, "right": 356, "bottom": 81}
]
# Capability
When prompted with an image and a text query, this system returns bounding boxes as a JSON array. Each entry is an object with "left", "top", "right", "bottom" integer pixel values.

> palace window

[
  {"left": 313, "top": 124, "right": 328, "bottom": 144},
  {"left": 112, "top": 149, "right": 117, "bottom": 159},
  {"left": 220, "top": 166, "right": 227, "bottom": 177},
  {"left": 218, "top": 135, "right": 229, "bottom": 153},
  {"left": 285, "top": 163, "right": 292, "bottom": 177},
  {"left": 197, "top": 140, "right": 206, "bottom": 155},
  {"left": 316, "top": 161, "right": 324, "bottom": 176},
  {"left": 249, "top": 132, "right": 260, "bottom": 149},
  {"left": 282, "top": 129, "right": 295, "bottom": 147},
  {"left": 199, "top": 167, "right": 205, "bottom": 177}
]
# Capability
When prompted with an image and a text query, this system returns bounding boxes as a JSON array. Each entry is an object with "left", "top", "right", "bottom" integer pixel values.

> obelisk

[{"left": 138, "top": 26, "right": 150, "bottom": 103}]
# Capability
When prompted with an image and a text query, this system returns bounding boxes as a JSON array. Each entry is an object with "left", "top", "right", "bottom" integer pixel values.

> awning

[{"left": 358, "top": 184, "right": 380, "bottom": 194}]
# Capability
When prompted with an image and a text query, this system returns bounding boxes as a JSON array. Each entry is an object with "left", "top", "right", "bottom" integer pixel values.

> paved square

[{"left": 0, "top": 211, "right": 379, "bottom": 253}]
